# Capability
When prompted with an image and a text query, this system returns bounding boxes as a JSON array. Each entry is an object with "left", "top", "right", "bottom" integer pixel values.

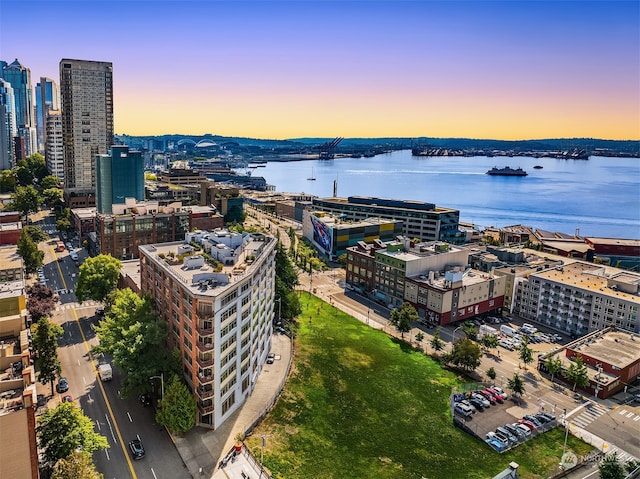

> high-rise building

[
  {"left": 0, "top": 78, "right": 17, "bottom": 170},
  {"left": 35, "top": 77, "right": 59, "bottom": 155},
  {"left": 96, "top": 145, "right": 144, "bottom": 213},
  {"left": 60, "top": 59, "right": 113, "bottom": 207},
  {"left": 2, "top": 59, "right": 35, "bottom": 157},
  {"left": 45, "top": 110, "right": 64, "bottom": 179}
]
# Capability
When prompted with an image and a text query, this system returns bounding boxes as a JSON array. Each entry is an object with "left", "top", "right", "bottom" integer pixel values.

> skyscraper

[
  {"left": 45, "top": 110, "right": 63, "bottom": 179},
  {"left": 2, "top": 59, "right": 36, "bottom": 157},
  {"left": 0, "top": 78, "right": 17, "bottom": 170},
  {"left": 60, "top": 59, "right": 113, "bottom": 207},
  {"left": 96, "top": 145, "right": 144, "bottom": 213},
  {"left": 35, "top": 77, "right": 59, "bottom": 155}
]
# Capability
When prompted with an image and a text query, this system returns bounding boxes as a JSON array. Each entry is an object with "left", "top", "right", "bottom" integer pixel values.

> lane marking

[
  {"left": 151, "top": 468, "right": 158, "bottom": 479},
  {"left": 105, "top": 449, "right": 110, "bottom": 460},
  {"left": 96, "top": 419, "right": 101, "bottom": 431},
  {"left": 105, "top": 414, "right": 117, "bottom": 444},
  {"left": 127, "top": 412, "right": 133, "bottom": 423},
  {"left": 72, "top": 308, "right": 137, "bottom": 478}
]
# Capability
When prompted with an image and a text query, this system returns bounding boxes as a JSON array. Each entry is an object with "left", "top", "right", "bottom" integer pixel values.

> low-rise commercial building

[
  {"left": 538, "top": 326, "right": 640, "bottom": 399},
  {"left": 138, "top": 229, "right": 276, "bottom": 429}
]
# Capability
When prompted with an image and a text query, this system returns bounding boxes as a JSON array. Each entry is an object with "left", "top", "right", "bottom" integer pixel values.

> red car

[
  {"left": 477, "top": 390, "right": 497, "bottom": 404},
  {"left": 62, "top": 395, "right": 73, "bottom": 403},
  {"left": 485, "top": 388, "right": 504, "bottom": 403}
]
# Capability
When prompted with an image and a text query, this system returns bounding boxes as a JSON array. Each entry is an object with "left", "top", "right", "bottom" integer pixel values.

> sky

[{"left": 1, "top": 0, "right": 639, "bottom": 140}]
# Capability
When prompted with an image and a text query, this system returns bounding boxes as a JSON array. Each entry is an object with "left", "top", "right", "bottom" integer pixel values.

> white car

[
  {"left": 499, "top": 339, "right": 514, "bottom": 350},
  {"left": 70, "top": 252, "right": 79, "bottom": 261},
  {"left": 492, "top": 386, "right": 508, "bottom": 400}
]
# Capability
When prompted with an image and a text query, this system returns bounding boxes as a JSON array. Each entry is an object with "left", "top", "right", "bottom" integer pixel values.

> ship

[
  {"left": 486, "top": 166, "right": 528, "bottom": 176},
  {"left": 533, "top": 165, "right": 543, "bottom": 169}
]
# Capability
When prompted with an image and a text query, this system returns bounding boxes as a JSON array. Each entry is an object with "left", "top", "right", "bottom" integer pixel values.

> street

[{"left": 34, "top": 213, "right": 190, "bottom": 479}]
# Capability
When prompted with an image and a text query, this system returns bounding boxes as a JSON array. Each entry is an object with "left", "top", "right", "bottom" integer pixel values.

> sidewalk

[{"left": 173, "top": 331, "right": 292, "bottom": 478}]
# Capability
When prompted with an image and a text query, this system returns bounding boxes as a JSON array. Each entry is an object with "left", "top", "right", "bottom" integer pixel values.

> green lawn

[{"left": 247, "top": 294, "right": 592, "bottom": 479}]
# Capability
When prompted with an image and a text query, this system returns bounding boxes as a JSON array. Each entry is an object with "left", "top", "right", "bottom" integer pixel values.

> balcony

[
  {"left": 199, "top": 404, "right": 215, "bottom": 414},
  {"left": 197, "top": 373, "right": 214, "bottom": 385},
  {"left": 197, "top": 388, "right": 214, "bottom": 399},
  {"left": 196, "top": 322, "right": 214, "bottom": 335},
  {"left": 197, "top": 340, "right": 214, "bottom": 352},
  {"left": 197, "top": 355, "right": 214, "bottom": 368}
]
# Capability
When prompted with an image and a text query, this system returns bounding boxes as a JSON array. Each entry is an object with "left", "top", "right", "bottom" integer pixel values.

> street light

[
  {"left": 149, "top": 372, "right": 164, "bottom": 399},
  {"left": 452, "top": 325, "right": 463, "bottom": 344}
]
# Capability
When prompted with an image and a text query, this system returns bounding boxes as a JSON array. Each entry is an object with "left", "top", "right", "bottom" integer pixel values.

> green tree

[
  {"left": 566, "top": 354, "right": 590, "bottom": 392},
  {"left": 462, "top": 320, "right": 478, "bottom": 341},
  {"left": 486, "top": 367, "right": 497, "bottom": 382},
  {"left": 430, "top": 327, "right": 445, "bottom": 353},
  {"left": 42, "top": 187, "right": 63, "bottom": 206},
  {"left": 52, "top": 450, "right": 103, "bottom": 479},
  {"left": 545, "top": 356, "right": 562, "bottom": 384},
  {"left": 274, "top": 242, "right": 300, "bottom": 322},
  {"left": 56, "top": 214, "right": 72, "bottom": 234},
  {"left": 599, "top": 453, "right": 626, "bottom": 479},
  {"left": 39, "top": 175, "right": 61, "bottom": 191},
  {"left": 19, "top": 153, "right": 48, "bottom": 183},
  {"left": 26, "top": 283, "right": 59, "bottom": 323},
  {"left": 507, "top": 373, "right": 526, "bottom": 403},
  {"left": 155, "top": 375, "right": 197, "bottom": 435},
  {"left": 31, "top": 317, "right": 63, "bottom": 395},
  {"left": 625, "top": 460, "right": 639, "bottom": 474},
  {"left": 14, "top": 164, "right": 34, "bottom": 186},
  {"left": 448, "top": 337, "right": 483, "bottom": 371},
  {"left": 17, "top": 229, "right": 44, "bottom": 275},
  {"left": 415, "top": 331, "right": 424, "bottom": 350},
  {"left": 75, "top": 254, "right": 121, "bottom": 302},
  {"left": 389, "top": 302, "right": 417, "bottom": 339},
  {"left": 518, "top": 336, "right": 534, "bottom": 370},
  {"left": 38, "top": 402, "right": 109, "bottom": 466},
  {"left": 94, "top": 289, "right": 175, "bottom": 397},
  {"left": 11, "top": 184, "right": 41, "bottom": 218},
  {"left": 481, "top": 334, "right": 499, "bottom": 352},
  {"left": 23, "top": 225, "right": 48, "bottom": 243},
  {"left": 0, "top": 168, "right": 16, "bottom": 192}
]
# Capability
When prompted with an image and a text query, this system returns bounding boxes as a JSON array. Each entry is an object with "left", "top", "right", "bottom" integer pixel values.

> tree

[
  {"left": 0, "top": 168, "right": 16, "bottom": 192},
  {"left": 155, "top": 375, "right": 197, "bottom": 435},
  {"left": 518, "top": 336, "right": 534, "bottom": 370},
  {"left": 42, "top": 187, "right": 63, "bottom": 206},
  {"left": 14, "top": 164, "right": 34, "bottom": 187},
  {"left": 52, "top": 450, "right": 103, "bottom": 479},
  {"left": 23, "top": 225, "right": 48, "bottom": 243},
  {"left": 39, "top": 175, "right": 61, "bottom": 191},
  {"left": 599, "top": 453, "right": 626, "bottom": 479},
  {"left": 26, "top": 283, "right": 59, "bottom": 323},
  {"left": 481, "top": 334, "right": 499, "bottom": 352},
  {"left": 448, "top": 337, "right": 483, "bottom": 371},
  {"left": 19, "top": 153, "right": 48, "bottom": 183},
  {"left": 11, "top": 184, "right": 41, "bottom": 219},
  {"left": 545, "top": 356, "right": 562, "bottom": 384},
  {"left": 415, "top": 331, "right": 424, "bottom": 350},
  {"left": 17, "top": 229, "right": 44, "bottom": 275},
  {"left": 274, "top": 242, "right": 300, "bottom": 322},
  {"left": 75, "top": 254, "right": 121, "bottom": 302},
  {"left": 507, "top": 373, "right": 526, "bottom": 403},
  {"left": 38, "top": 402, "right": 109, "bottom": 466},
  {"left": 94, "top": 288, "right": 176, "bottom": 397},
  {"left": 566, "top": 354, "right": 590, "bottom": 392},
  {"left": 462, "top": 321, "right": 478, "bottom": 341},
  {"left": 389, "top": 302, "right": 417, "bottom": 339},
  {"left": 486, "top": 367, "right": 497, "bottom": 382},
  {"left": 431, "top": 327, "right": 445, "bottom": 353},
  {"left": 32, "top": 317, "right": 63, "bottom": 396}
]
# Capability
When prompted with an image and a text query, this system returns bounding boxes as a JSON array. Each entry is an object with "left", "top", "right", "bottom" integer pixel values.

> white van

[{"left": 500, "top": 325, "right": 516, "bottom": 337}]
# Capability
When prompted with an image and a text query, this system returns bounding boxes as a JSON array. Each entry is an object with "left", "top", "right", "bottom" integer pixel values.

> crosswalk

[
  {"left": 568, "top": 402, "right": 608, "bottom": 428},
  {"left": 606, "top": 445, "right": 639, "bottom": 464},
  {"left": 617, "top": 407, "right": 640, "bottom": 423},
  {"left": 55, "top": 300, "right": 100, "bottom": 312}
]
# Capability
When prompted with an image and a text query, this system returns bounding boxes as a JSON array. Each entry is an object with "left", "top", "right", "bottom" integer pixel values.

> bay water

[{"left": 250, "top": 151, "right": 640, "bottom": 239}]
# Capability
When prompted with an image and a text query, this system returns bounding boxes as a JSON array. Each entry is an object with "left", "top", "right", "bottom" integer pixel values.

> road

[{"left": 35, "top": 212, "right": 190, "bottom": 479}]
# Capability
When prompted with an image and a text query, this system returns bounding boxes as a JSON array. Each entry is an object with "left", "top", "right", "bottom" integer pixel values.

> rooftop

[
  {"left": 585, "top": 237, "right": 640, "bottom": 247},
  {"left": 568, "top": 329, "right": 640, "bottom": 371},
  {"left": 0, "top": 280, "right": 24, "bottom": 300},
  {"left": 0, "top": 246, "right": 22, "bottom": 271}
]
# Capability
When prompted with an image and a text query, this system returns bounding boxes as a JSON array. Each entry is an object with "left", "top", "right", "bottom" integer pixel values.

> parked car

[
  {"left": 56, "top": 377, "right": 69, "bottom": 393},
  {"left": 552, "top": 334, "right": 564, "bottom": 343},
  {"left": 459, "top": 400, "right": 477, "bottom": 413},
  {"left": 477, "top": 390, "right": 497, "bottom": 404},
  {"left": 70, "top": 252, "right": 79, "bottom": 261},
  {"left": 495, "top": 427, "right": 517, "bottom": 445},
  {"left": 491, "top": 386, "right": 508, "bottom": 400},
  {"left": 454, "top": 403, "right": 474, "bottom": 417},
  {"left": 537, "top": 412, "right": 556, "bottom": 423},
  {"left": 524, "top": 415, "right": 544, "bottom": 428},
  {"left": 486, "top": 387, "right": 506, "bottom": 402},
  {"left": 486, "top": 431, "right": 509, "bottom": 446},
  {"left": 61, "top": 395, "right": 73, "bottom": 403},
  {"left": 518, "top": 419, "right": 538, "bottom": 431},
  {"left": 468, "top": 397, "right": 486, "bottom": 411},
  {"left": 483, "top": 388, "right": 503, "bottom": 404},
  {"left": 504, "top": 423, "right": 526, "bottom": 440},
  {"left": 512, "top": 423, "right": 531, "bottom": 437},
  {"left": 471, "top": 393, "right": 491, "bottom": 408},
  {"left": 499, "top": 339, "right": 514, "bottom": 350},
  {"left": 129, "top": 438, "right": 145, "bottom": 460},
  {"left": 266, "top": 352, "right": 275, "bottom": 364}
]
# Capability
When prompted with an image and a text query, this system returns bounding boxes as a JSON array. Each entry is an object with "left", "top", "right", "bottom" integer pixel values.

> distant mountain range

[{"left": 116, "top": 134, "right": 639, "bottom": 158}]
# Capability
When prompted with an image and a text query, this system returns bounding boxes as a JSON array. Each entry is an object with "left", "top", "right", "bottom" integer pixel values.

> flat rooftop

[
  {"left": 569, "top": 329, "right": 640, "bottom": 370},
  {"left": 532, "top": 262, "right": 640, "bottom": 304},
  {"left": 585, "top": 237, "right": 640, "bottom": 247},
  {"left": 139, "top": 234, "right": 274, "bottom": 296},
  {"left": 0, "top": 246, "right": 22, "bottom": 270},
  {"left": 0, "top": 280, "right": 24, "bottom": 300},
  {"left": 411, "top": 269, "right": 497, "bottom": 289}
]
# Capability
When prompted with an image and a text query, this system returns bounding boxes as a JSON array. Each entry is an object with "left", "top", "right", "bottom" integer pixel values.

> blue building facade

[{"left": 96, "top": 145, "right": 144, "bottom": 213}]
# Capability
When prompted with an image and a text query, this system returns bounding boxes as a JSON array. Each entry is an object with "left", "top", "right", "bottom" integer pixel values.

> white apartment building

[{"left": 45, "top": 110, "right": 63, "bottom": 179}]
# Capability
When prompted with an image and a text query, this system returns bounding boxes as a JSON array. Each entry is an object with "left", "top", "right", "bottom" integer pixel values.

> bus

[{"left": 56, "top": 241, "right": 65, "bottom": 252}]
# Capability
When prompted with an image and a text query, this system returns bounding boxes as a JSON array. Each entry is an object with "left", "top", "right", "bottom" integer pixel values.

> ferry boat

[
  {"left": 533, "top": 165, "right": 543, "bottom": 169},
  {"left": 486, "top": 166, "right": 528, "bottom": 176}
]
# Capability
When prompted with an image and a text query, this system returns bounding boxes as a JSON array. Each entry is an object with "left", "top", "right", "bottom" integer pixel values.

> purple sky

[{"left": 2, "top": 1, "right": 638, "bottom": 139}]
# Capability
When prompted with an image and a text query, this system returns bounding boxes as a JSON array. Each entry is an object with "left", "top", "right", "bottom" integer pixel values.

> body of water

[{"left": 247, "top": 151, "right": 640, "bottom": 239}]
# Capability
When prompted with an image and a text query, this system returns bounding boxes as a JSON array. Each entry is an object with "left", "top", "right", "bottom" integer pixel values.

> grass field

[{"left": 247, "top": 293, "right": 592, "bottom": 479}]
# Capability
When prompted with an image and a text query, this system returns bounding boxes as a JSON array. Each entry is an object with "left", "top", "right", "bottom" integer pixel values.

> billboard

[{"left": 311, "top": 215, "right": 332, "bottom": 254}]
